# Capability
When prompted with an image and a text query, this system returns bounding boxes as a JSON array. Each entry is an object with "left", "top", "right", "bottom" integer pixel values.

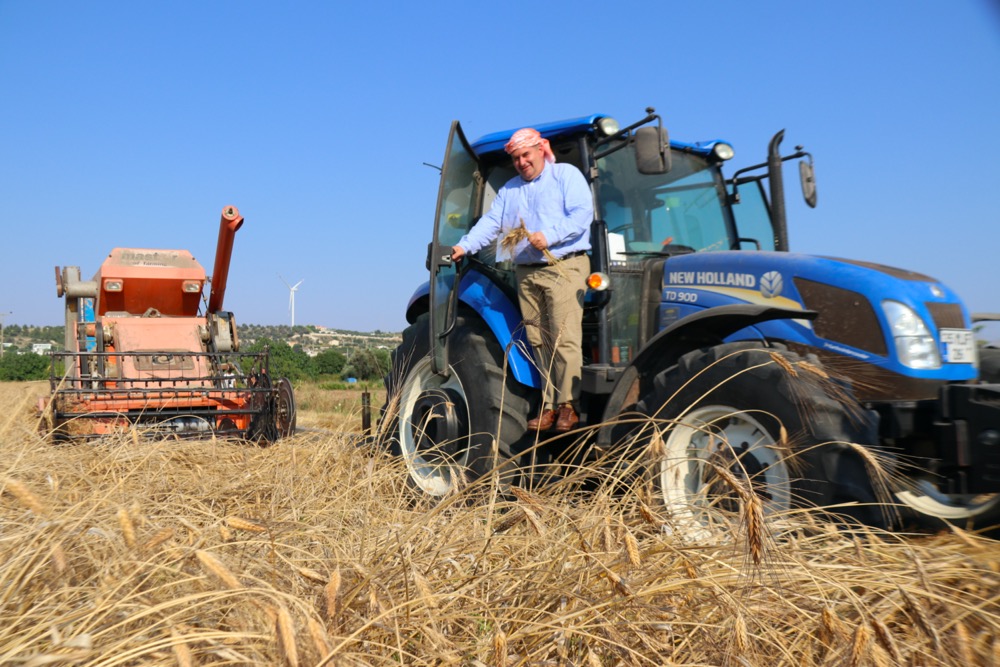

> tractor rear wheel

[
  {"left": 630, "top": 342, "right": 882, "bottom": 532},
  {"left": 381, "top": 313, "right": 532, "bottom": 498}
]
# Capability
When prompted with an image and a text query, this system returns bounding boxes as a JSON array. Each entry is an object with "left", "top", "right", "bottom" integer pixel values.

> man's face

[{"left": 511, "top": 144, "right": 545, "bottom": 181}]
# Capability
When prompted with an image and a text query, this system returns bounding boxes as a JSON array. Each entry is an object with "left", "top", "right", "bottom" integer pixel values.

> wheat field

[{"left": 2, "top": 380, "right": 999, "bottom": 666}]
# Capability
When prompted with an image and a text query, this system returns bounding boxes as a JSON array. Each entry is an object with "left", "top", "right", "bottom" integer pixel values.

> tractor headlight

[
  {"left": 881, "top": 300, "right": 941, "bottom": 369},
  {"left": 712, "top": 142, "right": 735, "bottom": 161},
  {"left": 104, "top": 279, "right": 123, "bottom": 292},
  {"left": 596, "top": 117, "right": 620, "bottom": 137},
  {"left": 182, "top": 280, "right": 202, "bottom": 293}
]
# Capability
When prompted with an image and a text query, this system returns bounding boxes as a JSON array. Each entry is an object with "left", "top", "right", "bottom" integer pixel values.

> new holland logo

[{"left": 760, "top": 271, "right": 783, "bottom": 298}]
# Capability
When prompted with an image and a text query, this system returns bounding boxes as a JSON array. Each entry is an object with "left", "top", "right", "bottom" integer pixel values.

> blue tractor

[{"left": 383, "top": 108, "right": 1000, "bottom": 529}]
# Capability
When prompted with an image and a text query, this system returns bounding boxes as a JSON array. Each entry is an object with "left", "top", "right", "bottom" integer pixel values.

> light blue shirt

[{"left": 457, "top": 161, "right": 593, "bottom": 264}]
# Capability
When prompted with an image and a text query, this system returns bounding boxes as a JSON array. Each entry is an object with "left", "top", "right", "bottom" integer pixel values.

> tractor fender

[
  {"left": 633, "top": 303, "right": 818, "bottom": 372},
  {"left": 597, "top": 303, "right": 817, "bottom": 447},
  {"left": 404, "top": 273, "right": 540, "bottom": 388}
]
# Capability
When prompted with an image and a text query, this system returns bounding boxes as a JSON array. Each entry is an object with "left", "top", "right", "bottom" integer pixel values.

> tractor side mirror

[
  {"left": 799, "top": 158, "right": 817, "bottom": 208},
  {"left": 635, "top": 126, "right": 671, "bottom": 175}
]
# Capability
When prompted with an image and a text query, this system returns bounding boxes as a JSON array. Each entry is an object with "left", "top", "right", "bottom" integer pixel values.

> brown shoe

[
  {"left": 554, "top": 404, "right": 579, "bottom": 433},
  {"left": 527, "top": 409, "right": 557, "bottom": 432}
]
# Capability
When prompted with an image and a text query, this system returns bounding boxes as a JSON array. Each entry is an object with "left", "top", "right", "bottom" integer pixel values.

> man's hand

[
  {"left": 451, "top": 245, "right": 466, "bottom": 261},
  {"left": 527, "top": 231, "right": 549, "bottom": 250}
]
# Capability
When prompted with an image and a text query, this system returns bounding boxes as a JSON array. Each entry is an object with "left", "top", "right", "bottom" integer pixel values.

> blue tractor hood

[{"left": 658, "top": 251, "right": 976, "bottom": 382}]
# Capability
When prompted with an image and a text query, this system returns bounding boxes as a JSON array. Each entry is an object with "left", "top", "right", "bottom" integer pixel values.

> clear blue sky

[{"left": 1, "top": 1, "right": 998, "bottom": 335}]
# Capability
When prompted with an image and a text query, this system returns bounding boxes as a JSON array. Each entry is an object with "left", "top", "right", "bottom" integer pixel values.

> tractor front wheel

[
  {"left": 381, "top": 313, "right": 531, "bottom": 498},
  {"left": 631, "top": 342, "right": 882, "bottom": 532}
]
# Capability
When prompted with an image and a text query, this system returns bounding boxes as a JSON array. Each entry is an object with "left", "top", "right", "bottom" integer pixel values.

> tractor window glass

[
  {"left": 597, "top": 149, "right": 733, "bottom": 254},
  {"left": 435, "top": 136, "right": 480, "bottom": 250},
  {"left": 474, "top": 163, "right": 518, "bottom": 267},
  {"left": 729, "top": 180, "right": 776, "bottom": 251}
]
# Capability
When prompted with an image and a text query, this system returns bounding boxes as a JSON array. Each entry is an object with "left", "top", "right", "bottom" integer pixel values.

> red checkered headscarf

[{"left": 504, "top": 128, "right": 555, "bottom": 164}]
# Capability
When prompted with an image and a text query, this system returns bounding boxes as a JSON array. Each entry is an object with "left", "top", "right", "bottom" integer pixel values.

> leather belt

[{"left": 517, "top": 250, "right": 588, "bottom": 267}]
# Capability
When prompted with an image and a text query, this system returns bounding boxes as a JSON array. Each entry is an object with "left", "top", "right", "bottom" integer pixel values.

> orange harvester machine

[{"left": 41, "top": 206, "right": 295, "bottom": 441}]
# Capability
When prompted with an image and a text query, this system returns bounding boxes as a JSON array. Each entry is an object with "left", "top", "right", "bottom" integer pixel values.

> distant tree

[
  {"left": 313, "top": 349, "right": 346, "bottom": 376},
  {"left": 243, "top": 337, "right": 313, "bottom": 381},
  {"left": 0, "top": 352, "right": 49, "bottom": 381},
  {"left": 342, "top": 348, "right": 390, "bottom": 381}
]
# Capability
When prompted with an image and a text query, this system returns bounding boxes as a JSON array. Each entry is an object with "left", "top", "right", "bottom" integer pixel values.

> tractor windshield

[{"left": 596, "top": 147, "right": 776, "bottom": 254}]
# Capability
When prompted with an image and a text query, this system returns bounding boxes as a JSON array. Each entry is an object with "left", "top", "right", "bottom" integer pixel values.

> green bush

[{"left": 0, "top": 353, "right": 50, "bottom": 381}]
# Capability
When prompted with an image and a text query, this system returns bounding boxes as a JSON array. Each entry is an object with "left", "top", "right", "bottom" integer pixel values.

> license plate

[{"left": 940, "top": 328, "right": 975, "bottom": 363}]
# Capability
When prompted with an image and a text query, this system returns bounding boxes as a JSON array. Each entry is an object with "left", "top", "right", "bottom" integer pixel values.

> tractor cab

[{"left": 425, "top": 109, "right": 810, "bottom": 392}]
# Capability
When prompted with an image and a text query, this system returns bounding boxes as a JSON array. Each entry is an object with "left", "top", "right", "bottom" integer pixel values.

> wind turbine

[{"left": 279, "top": 276, "right": 304, "bottom": 326}]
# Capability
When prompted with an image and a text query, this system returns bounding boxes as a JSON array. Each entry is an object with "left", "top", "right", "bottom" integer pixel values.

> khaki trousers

[{"left": 515, "top": 253, "right": 589, "bottom": 409}]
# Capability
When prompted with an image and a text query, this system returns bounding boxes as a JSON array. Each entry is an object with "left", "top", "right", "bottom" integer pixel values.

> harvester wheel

[
  {"left": 380, "top": 313, "right": 531, "bottom": 498},
  {"left": 626, "top": 342, "right": 882, "bottom": 533},
  {"left": 275, "top": 377, "right": 297, "bottom": 438},
  {"left": 246, "top": 372, "right": 278, "bottom": 444}
]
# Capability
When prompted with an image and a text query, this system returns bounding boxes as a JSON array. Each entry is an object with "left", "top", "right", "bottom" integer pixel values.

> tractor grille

[
  {"left": 795, "top": 278, "right": 888, "bottom": 356},
  {"left": 794, "top": 278, "right": 887, "bottom": 355},
  {"left": 925, "top": 302, "right": 966, "bottom": 330}
]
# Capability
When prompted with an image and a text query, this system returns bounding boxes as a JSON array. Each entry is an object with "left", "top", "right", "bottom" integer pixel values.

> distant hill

[{"left": 1, "top": 323, "right": 400, "bottom": 355}]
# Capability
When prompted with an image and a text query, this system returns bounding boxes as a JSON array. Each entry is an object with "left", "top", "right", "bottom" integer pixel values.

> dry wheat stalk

[
  {"left": 195, "top": 549, "right": 242, "bottom": 590},
  {"left": 623, "top": 528, "right": 641, "bottom": 568},
  {"left": 492, "top": 628, "right": 508, "bottom": 667},
  {"left": 509, "top": 485, "right": 545, "bottom": 512},
  {"left": 275, "top": 603, "right": 299, "bottom": 667},
  {"left": 870, "top": 617, "right": 901, "bottom": 664},
  {"left": 3, "top": 477, "right": 47, "bottom": 515},
  {"left": 953, "top": 620, "right": 974, "bottom": 667},
  {"left": 307, "top": 617, "right": 332, "bottom": 656},
  {"left": 638, "top": 500, "right": 665, "bottom": 531},
  {"left": 521, "top": 505, "right": 546, "bottom": 536},
  {"left": 602, "top": 516, "right": 615, "bottom": 553},
  {"left": 733, "top": 612, "right": 750, "bottom": 654},
  {"left": 798, "top": 359, "right": 829, "bottom": 379},
  {"left": 117, "top": 507, "right": 137, "bottom": 551},
  {"left": 682, "top": 556, "right": 698, "bottom": 580},
  {"left": 604, "top": 567, "right": 631, "bottom": 597},
  {"left": 412, "top": 568, "right": 436, "bottom": 608},
  {"left": 493, "top": 507, "right": 527, "bottom": 533},
  {"left": 50, "top": 543, "right": 67, "bottom": 576},
  {"left": 501, "top": 219, "right": 563, "bottom": 272},
  {"left": 768, "top": 350, "right": 797, "bottom": 377},
  {"left": 647, "top": 427, "right": 665, "bottom": 461},
  {"left": 849, "top": 622, "right": 872, "bottom": 667},
  {"left": 324, "top": 568, "right": 341, "bottom": 621},
  {"left": 898, "top": 586, "right": 941, "bottom": 650},
  {"left": 142, "top": 527, "right": 174, "bottom": 553},
  {"left": 295, "top": 566, "right": 327, "bottom": 584},
  {"left": 740, "top": 493, "right": 766, "bottom": 567},
  {"left": 226, "top": 515, "right": 267, "bottom": 533},
  {"left": 170, "top": 626, "right": 194, "bottom": 667},
  {"left": 819, "top": 606, "right": 848, "bottom": 646}
]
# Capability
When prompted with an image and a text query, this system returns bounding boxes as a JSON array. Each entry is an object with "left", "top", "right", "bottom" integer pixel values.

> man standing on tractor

[{"left": 451, "top": 128, "right": 593, "bottom": 433}]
